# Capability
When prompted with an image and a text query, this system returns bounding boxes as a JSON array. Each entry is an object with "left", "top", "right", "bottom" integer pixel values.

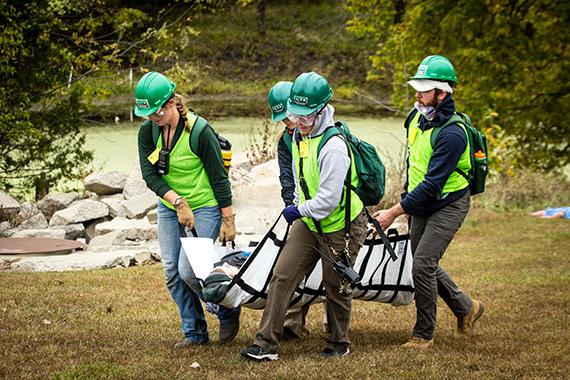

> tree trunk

[
  {"left": 257, "top": 0, "right": 266, "bottom": 35},
  {"left": 393, "top": 0, "right": 406, "bottom": 24}
]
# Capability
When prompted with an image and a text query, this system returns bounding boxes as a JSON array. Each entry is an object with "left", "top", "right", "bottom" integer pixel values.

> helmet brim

[
  {"left": 271, "top": 111, "right": 287, "bottom": 122},
  {"left": 134, "top": 105, "right": 160, "bottom": 117},
  {"left": 286, "top": 101, "right": 318, "bottom": 116}
]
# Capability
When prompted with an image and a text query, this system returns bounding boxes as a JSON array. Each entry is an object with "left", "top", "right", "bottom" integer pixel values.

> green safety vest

[
  {"left": 407, "top": 111, "right": 471, "bottom": 195},
  {"left": 292, "top": 132, "right": 363, "bottom": 233},
  {"left": 157, "top": 124, "right": 218, "bottom": 210}
]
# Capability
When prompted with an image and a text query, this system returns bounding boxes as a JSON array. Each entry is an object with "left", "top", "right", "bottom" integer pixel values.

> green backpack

[
  {"left": 431, "top": 112, "right": 489, "bottom": 195},
  {"left": 318, "top": 121, "right": 385, "bottom": 206},
  {"left": 151, "top": 113, "right": 232, "bottom": 172}
]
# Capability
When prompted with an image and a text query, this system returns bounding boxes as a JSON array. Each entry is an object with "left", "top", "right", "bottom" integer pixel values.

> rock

[
  {"left": 12, "top": 229, "right": 66, "bottom": 239},
  {"left": 146, "top": 209, "right": 157, "bottom": 224},
  {"left": 85, "top": 171, "right": 128, "bottom": 195},
  {"left": 0, "top": 221, "right": 12, "bottom": 237},
  {"left": 37, "top": 192, "right": 81, "bottom": 221},
  {"left": 52, "top": 223, "right": 85, "bottom": 240},
  {"left": 124, "top": 191, "right": 156, "bottom": 219},
  {"left": 84, "top": 216, "right": 113, "bottom": 243},
  {"left": 3, "top": 248, "right": 159, "bottom": 272},
  {"left": 87, "top": 231, "right": 124, "bottom": 249},
  {"left": 15, "top": 202, "right": 41, "bottom": 222},
  {"left": 49, "top": 200, "right": 109, "bottom": 227},
  {"left": 19, "top": 213, "right": 48, "bottom": 230},
  {"left": 123, "top": 161, "right": 152, "bottom": 200},
  {"left": 94, "top": 217, "right": 157, "bottom": 241},
  {"left": 0, "top": 192, "right": 20, "bottom": 222},
  {"left": 99, "top": 194, "right": 128, "bottom": 218}
]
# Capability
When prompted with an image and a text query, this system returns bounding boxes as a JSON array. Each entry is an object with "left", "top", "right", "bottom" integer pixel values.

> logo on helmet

[
  {"left": 272, "top": 104, "right": 284, "bottom": 113},
  {"left": 293, "top": 95, "right": 309, "bottom": 106},
  {"left": 416, "top": 65, "right": 428, "bottom": 76},
  {"left": 136, "top": 99, "right": 150, "bottom": 109}
]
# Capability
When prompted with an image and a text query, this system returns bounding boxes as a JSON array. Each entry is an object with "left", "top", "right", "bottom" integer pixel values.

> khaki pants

[{"left": 253, "top": 211, "right": 368, "bottom": 352}]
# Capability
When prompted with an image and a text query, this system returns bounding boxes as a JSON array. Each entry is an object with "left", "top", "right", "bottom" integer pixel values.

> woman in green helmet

[{"left": 134, "top": 71, "right": 240, "bottom": 348}]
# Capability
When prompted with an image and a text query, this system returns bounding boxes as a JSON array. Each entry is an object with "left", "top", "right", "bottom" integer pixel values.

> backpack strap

[
  {"left": 151, "top": 121, "right": 160, "bottom": 145},
  {"left": 188, "top": 113, "right": 209, "bottom": 155},
  {"left": 430, "top": 113, "right": 470, "bottom": 182}
]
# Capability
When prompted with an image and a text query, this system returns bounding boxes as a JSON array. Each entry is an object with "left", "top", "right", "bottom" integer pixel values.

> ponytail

[{"left": 173, "top": 93, "right": 191, "bottom": 131}]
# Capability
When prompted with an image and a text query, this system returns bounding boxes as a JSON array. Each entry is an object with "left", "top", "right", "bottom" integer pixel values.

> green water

[{"left": 83, "top": 116, "right": 406, "bottom": 174}]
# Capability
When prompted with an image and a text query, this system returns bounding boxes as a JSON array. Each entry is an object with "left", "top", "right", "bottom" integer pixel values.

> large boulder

[
  {"left": 85, "top": 171, "right": 128, "bottom": 195},
  {"left": 49, "top": 199, "right": 109, "bottom": 227},
  {"left": 37, "top": 192, "right": 81, "bottom": 221},
  {"left": 124, "top": 191, "right": 156, "bottom": 219},
  {"left": 0, "top": 192, "right": 20, "bottom": 222},
  {"left": 98, "top": 194, "right": 128, "bottom": 218},
  {"left": 123, "top": 161, "right": 152, "bottom": 200}
]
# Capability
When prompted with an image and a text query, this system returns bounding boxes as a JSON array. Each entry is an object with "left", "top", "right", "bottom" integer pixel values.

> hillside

[{"left": 100, "top": 0, "right": 391, "bottom": 119}]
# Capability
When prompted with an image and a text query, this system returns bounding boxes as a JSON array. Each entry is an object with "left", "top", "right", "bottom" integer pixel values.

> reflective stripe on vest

[
  {"left": 157, "top": 126, "right": 218, "bottom": 210},
  {"left": 292, "top": 133, "right": 363, "bottom": 233},
  {"left": 407, "top": 111, "right": 471, "bottom": 195}
]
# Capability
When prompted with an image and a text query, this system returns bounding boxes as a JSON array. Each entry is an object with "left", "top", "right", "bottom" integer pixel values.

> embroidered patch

[
  {"left": 271, "top": 104, "right": 284, "bottom": 113},
  {"left": 293, "top": 95, "right": 308, "bottom": 105},
  {"left": 135, "top": 98, "right": 150, "bottom": 109}
]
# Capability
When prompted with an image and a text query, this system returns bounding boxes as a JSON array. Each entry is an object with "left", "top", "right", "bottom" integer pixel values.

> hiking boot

[
  {"left": 240, "top": 344, "right": 279, "bottom": 361},
  {"left": 457, "top": 299, "right": 485, "bottom": 336},
  {"left": 321, "top": 346, "right": 350, "bottom": 358},
  {"left": 282, "top": 326, "right": 301, "bottom": 341},
  {"left": 173, "top": 338, "right": 208, "bottom": 349},
  {"left": 401, "top": 336, "right": 434, "bottom": 349}
]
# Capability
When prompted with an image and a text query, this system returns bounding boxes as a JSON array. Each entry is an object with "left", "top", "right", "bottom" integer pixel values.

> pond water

[{"left": 83, "top": 116, "right": 407, "bottom": 174}]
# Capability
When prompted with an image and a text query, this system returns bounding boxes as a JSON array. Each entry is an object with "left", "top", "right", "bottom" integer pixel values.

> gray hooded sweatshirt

[{"left": 293, "top": 105, "right": 350, "bottom": 221}]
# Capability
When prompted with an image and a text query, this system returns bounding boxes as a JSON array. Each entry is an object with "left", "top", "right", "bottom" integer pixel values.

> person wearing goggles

[
  {"left": 134, "top": 71, "right": 240, "bottom": 349},
  {"left": 241, "top": 72, "right": 368, "bottom": 361}
]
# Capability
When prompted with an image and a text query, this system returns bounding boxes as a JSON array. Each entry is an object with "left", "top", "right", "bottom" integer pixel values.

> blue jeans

[{"left": 157, "top": 201, "right": 240, "bottom": 343}]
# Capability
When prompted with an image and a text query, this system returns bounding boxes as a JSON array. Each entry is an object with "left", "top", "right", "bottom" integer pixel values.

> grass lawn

[{"left": 1, "top": 209, "right": 569, "bottom": 379}]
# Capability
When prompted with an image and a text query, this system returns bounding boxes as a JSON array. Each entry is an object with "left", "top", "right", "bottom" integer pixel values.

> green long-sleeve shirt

[{"left": 137, "top": 115, "right": 232, "bottom": 208}]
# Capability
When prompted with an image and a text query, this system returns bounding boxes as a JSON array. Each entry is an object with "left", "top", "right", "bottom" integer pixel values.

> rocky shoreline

[{"left": 0, "top": 159, "right": 284, "bottom": 272}]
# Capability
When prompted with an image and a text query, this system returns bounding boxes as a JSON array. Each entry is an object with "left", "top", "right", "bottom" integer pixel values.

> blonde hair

[{"left": 173, "top": 93, "right": 191, "bottom": 131}]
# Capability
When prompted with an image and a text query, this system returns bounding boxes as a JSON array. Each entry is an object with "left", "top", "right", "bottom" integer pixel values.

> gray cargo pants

[
  {"left": 254, "top": 211, "right": 368, "bottom": 353},
  {"left": 410, "top": 191, "right": 472, "bottom": 340}
]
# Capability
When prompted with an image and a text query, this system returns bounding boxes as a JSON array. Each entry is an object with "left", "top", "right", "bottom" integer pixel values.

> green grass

[{"left": 1, "top": 209, "right": 569, "bottom": 379}]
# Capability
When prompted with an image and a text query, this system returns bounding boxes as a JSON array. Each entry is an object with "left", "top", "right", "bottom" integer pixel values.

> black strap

[
  {"left": 297, "top": 141, "right": 351, "bottom": 268},
  {"left": 364, "top": 208, "right": 398, "bottom": 262}
]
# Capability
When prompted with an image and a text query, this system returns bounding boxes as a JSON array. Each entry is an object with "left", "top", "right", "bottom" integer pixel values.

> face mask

[{"left": 414, "top": 101, "right": 436, "bottom": 121}]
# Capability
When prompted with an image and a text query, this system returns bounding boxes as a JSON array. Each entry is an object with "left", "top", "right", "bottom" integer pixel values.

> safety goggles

[
  {"left": 143, "top": 97, "right": 173, "bottom": 120},
  {"left": 286, "top": 111, "right": 317, "bottom": 126}
]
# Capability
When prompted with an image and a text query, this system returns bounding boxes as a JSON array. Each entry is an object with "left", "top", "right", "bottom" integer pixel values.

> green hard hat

[
  {"left": 133, "top": 72, "right": 176, "bottom": 117},
  {"left": 410, "top": 55, "right": 457, "bottom": 83},
  {"left": 268, "top": 81, "right": 293, "bottom": 122},
  {"left": 287, "top": 72, "right": 333, "bottom": 116}
]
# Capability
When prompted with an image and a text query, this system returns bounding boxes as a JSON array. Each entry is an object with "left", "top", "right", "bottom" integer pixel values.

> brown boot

[
  {"left": 401, "top": 336, "right": 434, "bottom": 349},
  {"left": 458, "top": 299, "right": 485, "bottom": 336}
]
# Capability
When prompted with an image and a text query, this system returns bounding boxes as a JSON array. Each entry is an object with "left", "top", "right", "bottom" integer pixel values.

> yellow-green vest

[
  {"left": 292, "top": 132, "right": 363, "bottom": 233},
  {"left": 157, "top": 123, "right": 218, "bottom": 210},
  {"left": 407, "top": 111, "right": 471, "bottom": 196}
]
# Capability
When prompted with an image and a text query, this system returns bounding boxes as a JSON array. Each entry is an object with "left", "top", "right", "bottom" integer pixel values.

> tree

[
  {"left": 346, "top": 0, "right": 570, "bottom": 173},
  {"left": 0, "top": 0, "right": 157, "bottom": 199}
]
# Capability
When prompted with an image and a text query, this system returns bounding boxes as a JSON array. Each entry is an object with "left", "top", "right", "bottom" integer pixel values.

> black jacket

[{"left": 400, "top": 95, "right": 469, "bottom": 216}]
